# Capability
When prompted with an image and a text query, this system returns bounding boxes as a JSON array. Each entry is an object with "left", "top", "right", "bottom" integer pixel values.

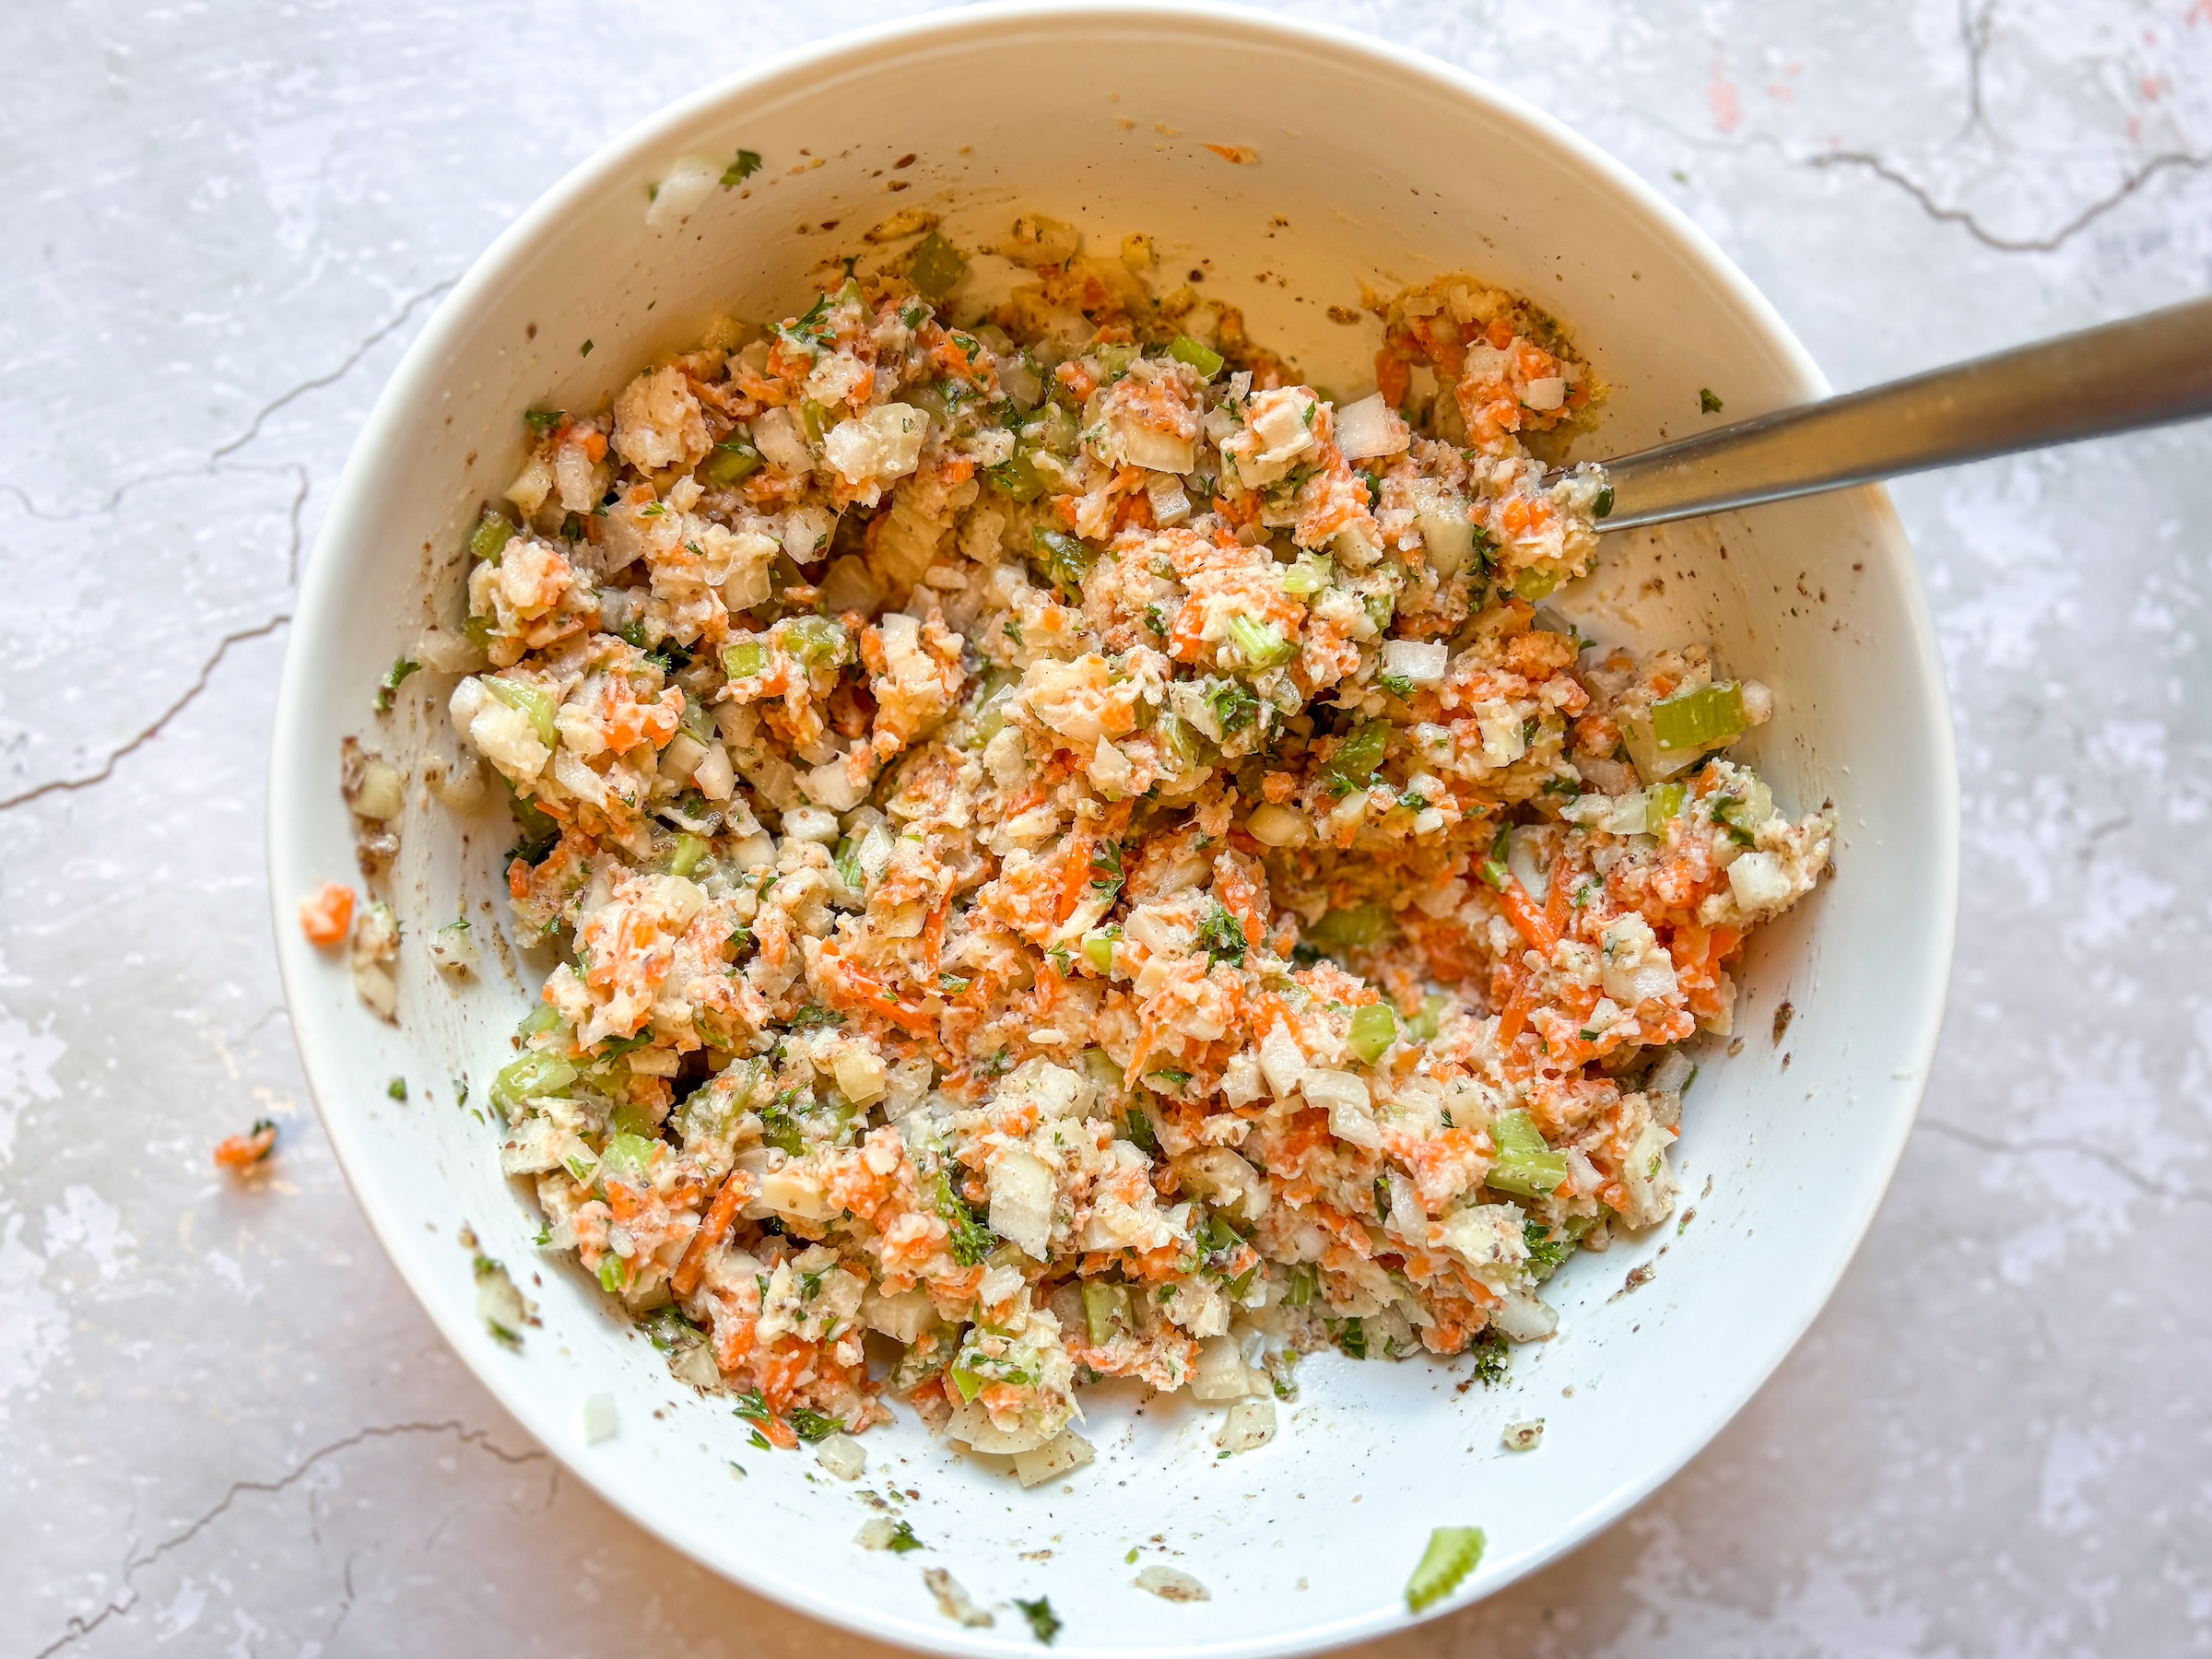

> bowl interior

[{"left": 269, "top": 9, "right": 1956, "bottom": 1656}]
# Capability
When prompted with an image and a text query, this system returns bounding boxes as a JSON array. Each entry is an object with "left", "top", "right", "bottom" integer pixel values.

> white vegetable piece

[
  {"left": 1379, "top": 638, "right": 1449, "bottom": 688},
  {"left": 580, "top": 1393, "right": 618, "bottom": 1445},
  {"left": 1243, "top": 803, "right": 1308, "bottom": 848},
  {"left": 987, "top": 1147, "right": 1055, "bottom": 1259},
  {"left": 644, "top": 156, "right": 720, "bottom": 229},
  {"left": 429, "top": 919, "right": 478, "bottom": 975},
  {"left": 1333, "top": 392, "right": 1411, "bottom": 460},
  {"left": 1133, "top": 1565, "right": 1211, "bottom": 1602},
  {"left": 1501, "top": 1418, "right": 1547, "bottom": 1452},
  {"left": 1190, "top": 1334, "right": 1252, "bottom": 1402},
  {"left": 1727, "top": 850, "right": 1793, "bottom": 912},
  {"left": 1012, "top": 1428, "right": 1095, "bottom": 1488},
  {"left": 1218, "top": 1395, "right": 1277, "bottom": 1453},
  {"left": 815, "top": 1432, "right": 866, "bottom": 1481},
  {"left": 1301, "top": 1069, "right": 1380, "bottom": 1149}
]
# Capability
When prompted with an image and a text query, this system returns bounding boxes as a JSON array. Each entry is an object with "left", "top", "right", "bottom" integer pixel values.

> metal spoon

[{"left": 1593, "top": 294, "right": 2212, "bottom": 533}]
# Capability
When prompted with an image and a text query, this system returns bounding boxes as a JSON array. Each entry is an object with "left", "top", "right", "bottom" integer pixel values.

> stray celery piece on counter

[
  {"left": 467, "top": 508, "right": 515, "bottom": 563},
  {"left": 489, "top": 1052, "right": 579, "bottom": 1114},
  {"left": 1347, "top": 1002, "right": 1397, "bottom": 1065},
  {"left": 908, "top": 230, "right": 967, "bottom": 300},
  {"left": 1083, "top": 1281, "right": 1132, "bottom": 1346},
  {"left": 1644, "top": 781, "right": 1688, "bottom": 825},
  {"left": 1082, "top": 925, "right": 1120, "bottom": 974},
  {"left": 1404, "top": 1526, "right": 1487, "bottom": 1614},
  {"left": 1169, "top": 335, "right": 1225, "bottom": 378},
  {"left": 669, "top": 833, "right": 710, "bottom": 878},
  {"left": 1226, "top": 613, "right": 1295, "bottom": 670},
  {"left": 1487, "top": 1108, "right": 1569, "bottom": 1198},
  {"left": 705, "top": 437, "right": 762, "bottom": 486},
  {"left": 1651, "top": 680, "right": 1747, "bottom": 752},
  {"left": 484, "top": 676, "right": 559, "bottom": 747},
  {"left": 723, "top": 641, "right": 766, "bottom": 678}
]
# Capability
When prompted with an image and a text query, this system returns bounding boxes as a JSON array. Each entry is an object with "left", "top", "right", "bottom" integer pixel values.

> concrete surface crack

[
  {"left": 0, "top": 615, "right": 291, "bottom": 813},
  {"left": 1917, "top": 1117, "right": 2212, "bottom": 1205},
  {"left": 210, "top": 276, "right": 458, "bottom": 461},
  {"left": 1806, "top": 147, "right": 2212, "bottom": 253},
  {"left": 27, "top": 1420, "right": 544, "bottom": 1659}
]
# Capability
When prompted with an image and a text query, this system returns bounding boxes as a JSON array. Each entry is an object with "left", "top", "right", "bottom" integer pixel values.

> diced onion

[
  {"left": 1334, "top": 392, "right": 1410, "bottom": 460},
  {"left": 645, "top": 156, "right": 720, "bottom": 229},
  {"left": 1380, "top": 638, "right": 1448, "bottom": 687},
  {"left": 1134, "top": 1565, "right": 1210, "bottom": 1602},
  {"left": 1218, "top": 1395, "right": 1277, "bottom": 1453},
  {"left": 1012, "top": 1428, "right": 1094, "bottom": 1488},
  {"left": 815, "top": 1432, "right": 866, "bottom": 1480}
]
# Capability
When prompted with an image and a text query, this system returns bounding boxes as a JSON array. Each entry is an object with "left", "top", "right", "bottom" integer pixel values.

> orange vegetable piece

[{"left": 298, "top": 882, "right": 355, "bottom": 947}]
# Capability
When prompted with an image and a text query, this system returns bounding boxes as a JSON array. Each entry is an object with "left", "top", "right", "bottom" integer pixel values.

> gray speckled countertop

[{"left": 6, "top": 2, "right": 2210, "bottom": 1653}]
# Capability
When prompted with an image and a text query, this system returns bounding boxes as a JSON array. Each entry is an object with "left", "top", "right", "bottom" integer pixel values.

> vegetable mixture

[{"left": 426, "top": 216, "right": 1834, "bottom": 1471}]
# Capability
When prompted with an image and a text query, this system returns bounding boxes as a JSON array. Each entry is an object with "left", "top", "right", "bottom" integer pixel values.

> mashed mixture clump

[{"left": 436, "top": 218, "right": 1833, "bottom": 1463}]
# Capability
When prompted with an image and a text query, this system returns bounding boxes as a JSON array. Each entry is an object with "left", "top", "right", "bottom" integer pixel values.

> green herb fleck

[
  {"left": 1015, "top": 1595, "right": 1061, "bottom": 1646},
  {"left": 1699, "top": 387, "right": 1724, "bottom": 414},
  {"left": 721, "top": 149, "right": 764, "bottom": 187}
]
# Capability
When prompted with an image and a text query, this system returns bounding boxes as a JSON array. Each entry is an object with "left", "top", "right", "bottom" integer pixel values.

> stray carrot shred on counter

[
  {"left": 214, "top": 1119, "right": 278, "bottom": 1171},
  {"left": 413, "top": 215, "right": 1835, "bottom": 1475}
]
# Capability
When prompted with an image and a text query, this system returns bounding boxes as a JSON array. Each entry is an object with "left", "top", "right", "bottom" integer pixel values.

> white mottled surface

[{"left": 6, "top": 2, "right": 2209, "bottom": 1653}]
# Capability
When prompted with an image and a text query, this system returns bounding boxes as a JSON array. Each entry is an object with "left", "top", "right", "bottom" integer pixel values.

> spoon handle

[{"left": 1594, "top": 294, "right": 2212, "bottom": 532}]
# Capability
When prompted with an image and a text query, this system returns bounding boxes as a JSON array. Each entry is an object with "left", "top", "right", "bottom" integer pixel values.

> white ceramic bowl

[{"left": 269, "top": 7, "right": 1958, "bottom": 1653}]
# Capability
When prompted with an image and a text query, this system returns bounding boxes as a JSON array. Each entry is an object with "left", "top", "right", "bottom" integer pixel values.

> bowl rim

[{"left": 269, "top": 4, "right": 1960, "bottom": 1652}]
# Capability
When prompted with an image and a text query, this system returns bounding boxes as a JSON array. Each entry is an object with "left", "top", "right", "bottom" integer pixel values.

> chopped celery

[
  {"left": 704, "top": 436, "right": 762, "bottom": 485},
  {"left": 1645, "top": 781, "right": 1687, "bottom": 826},
  {"left": 782, "top": 615, "right": 851, "bottom": 668},
  {"left": 518, "top": 1003, "right": 564, "bottom": 1039},
  {"left": 947, "top": 1361, "right": 984, "bottom": 1403},
  {"left": 1169, "top": 335, "right": 1225, "bottom": 378},
  {"left": 1404, "top": 1526, "right": 1486, "bottom": 1613},
  {"left": 1083, "top": 1282, "right": 1133, "bottom": 1346},
  {"left": 1304, "top": 904, "right": 1391, "bottom": 953},
  {"left": 1347, "top": 1002, "right": 1397, "bottom": 1065},
  {"left": 1023, "top": 400, "right": 1079, "bottom": 456},
  {"left": 1030, "top": 525, "right": 1096, "bottom": 590},
  {"left": 467, "top": 508, "right": 514, "bottom": 563},
  {"left": 908, "top": 231, "right": 967, "bottom": 300},
  {"left": 489, "top": 1052, "right": 578, "bottom": 1113},
  {"left": 1227, "top": 613, "right": 1295, "bottom": 670},
  {"left": 1513, "top": 565, "right": 1560, "bottom": 601},
  {"left": 984, "top": 450, "right": 1047, "bottom": 503},
  {"left": 797, "top": 399, "right": 831, "bottom": 446},
  {"left": 484, "top": 677, "right": 558, "bottom": 747},
  {"left": 1083, "top": 925, "right": 1120, "bottom": 974},
  {"left": 598, "top": 1131, "right": 658, "bottom": 1188},
  {"left": 1283, "top": 1262, "right": 1318, "bottom": 1307},
  {"left": 833, "top": 836, "right": 866, "bottom": 893},
  {"left": 597, "top": 1256, "right": 626, "bottom": 1293},
  {"left": 723, "top": 641, "right": 766, "bottom": 678},
  {"left": 1092, "top": 343, "right": 1140, "bottom": 382},
  {"left": 669, "top": 833, "right": 710, "bottom": 878},
  {"left": 1476, "top": 823, "right": 1512, "bottom": 892},
  {"left": 1325, "top": 721, "right": 1389, "bottom": 789},
  {"left": 1651, "top": 680, "right": 1746, "bottom": 751},
  {"left": 1487, "top": 1108, "right": 1568, "bottom": 1197},
  {"left": 1153, "top": 711, "right": 1203, "bottom": 771},
  {"left": 1404, "top": 993, "right": 1450, "bottom": 1041},
  {"left": 608, "top": 1098, "right": 659, "bottom": 1138},
  {"left": 1280, "top": 553, "right": 1333, "bottom": 596}
]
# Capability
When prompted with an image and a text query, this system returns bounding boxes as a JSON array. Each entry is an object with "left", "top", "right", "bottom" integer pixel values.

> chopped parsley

[
  {"left": 720, "top": 148, "right": 764, "bottom": 187},
  {"left": 1699, "top": 386, "right": 1724, "bottom": 414},
  {"left": 1015, "top": 1595, "right": 1061, "bottom": 1645},
  {"left": 386, "top": 1076, "right": 407, "bottom": 1101}
]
